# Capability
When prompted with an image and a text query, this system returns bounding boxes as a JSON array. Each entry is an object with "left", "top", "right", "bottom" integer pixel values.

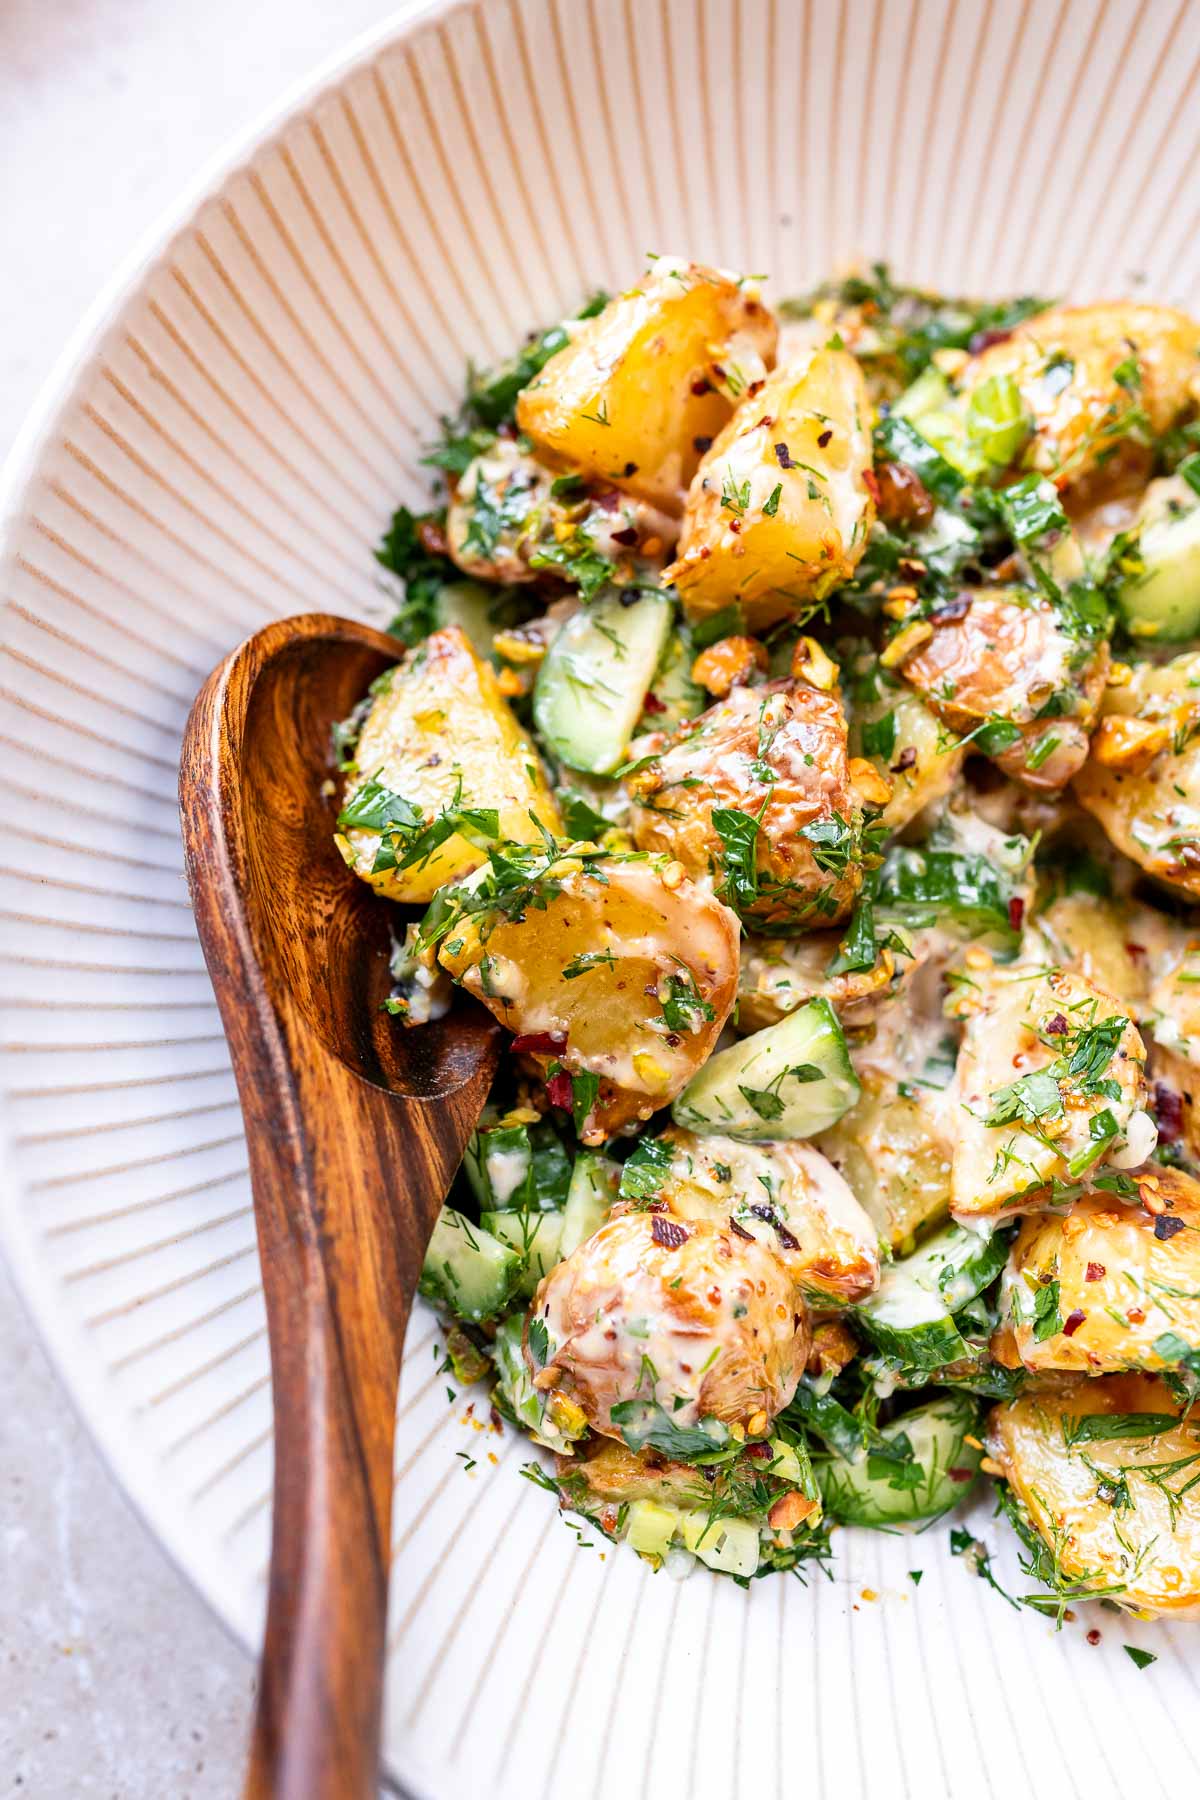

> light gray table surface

[{"left": 1, "top": 4, "right": 414, "bottom": 1792}]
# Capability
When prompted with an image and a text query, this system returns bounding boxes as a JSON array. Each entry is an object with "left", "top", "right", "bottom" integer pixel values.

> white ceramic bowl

[{"left": 3, "top": 3, "right": 1199, "bottom": 1795}]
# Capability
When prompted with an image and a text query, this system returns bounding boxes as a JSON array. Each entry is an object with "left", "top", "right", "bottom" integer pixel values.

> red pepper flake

[
  {"left": 1154, "top": 1082, "right": 1184, "bottom": 1145},
  {"left": 651, "top": 1215, "right": 689, "bottom": 1250},
  {"left": 931, "top": 595, "right": 971, "bottom": 624},
  {"left": 745, "top": 1442, "right": 772, "bottom": 1459},
  {"left": 1154, "top": 1214, "right": 1186, "bottom": 1242},
  {"left": 774, "top": 441, "right": 795, "bottom": 470},
  {"left": 891, "top": 746, "right": 918, "bottom": 773},
  {"left": 1086, "top": 1261, "right": 1106, "bottom": 1282},
  {"left": 611, "top": 526, "right": 639, "bottom": 547},
  {"left": 1009, "top": 897, "right": 1026, "bottom": 932},
  {"left": 642, "top": 690, "right": 667, "bottom": 715},
  {"left": 545, "top": 1070, "right": 573, "bottom": 1110},
  {"left": 1086, "top": 1629, "right": 1102, "bottom": 1647},
  {"left": 622, "top": 461, "right": 639, "bottom": 477},
  {"left": 1063, "top": 1309, "right": 1086, "bottom": 1336},
  {"left": 594, "top": 487, "right": 621, "bottom": 512},
  {"left": 968, "top": 325, "right": 1016, "bottom": 355},
  {"left": 817, "top": 427, "right": 833, "bottom": 447},
  {"left": 1044, "top": 1010, "right": 1069, "bottom": 1034},
  {"left": 729, "top": 1217, "right": 755, "bottom": 1241},
  {"left": 511, "top": 1031, "right": 567, "bottom": 1056},
  {"left": 862, "top": 466, "right": 881, "bottom": 504},
  {"left": 947, "top": 1467, "right": 975, "bottom": 1483},
  {"left": 690, "top": 376, "right": 713, "bottom": 397},
  {"left": 693, "top": 434, "right": 713, "bottom": 454},
  {"left": 1125, "top": 941, "right": 1147, "bottom": 961}
]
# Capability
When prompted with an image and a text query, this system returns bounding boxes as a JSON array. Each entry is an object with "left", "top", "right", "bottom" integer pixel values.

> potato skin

[
  {"left": 736, "top": 930, "right": 897, "bottom": 1034},
  {"left": 899, "top": 587, "right": 1109, "bottom": 791},
  {"left": 1001, "top": 1168, "right": 1200, "bottom": 1373},
  {"left": 816, "top": 1069, "right": 952, "bottom": 1253},
  {"left": 666, "top": 348, "right": 875, "bottom": 631},
  {"left": 530, "top": 1207, "right": 810, "bottom": 1438},
  {"left": 1073, "top": 651, "right": 1200, "bottom": 899},
  {"left": 950, "top": 966, "right": 1150, "bottom": 1216},
  {"left": 338, "top": 625, "right": 560, "bottom": 903},
  {"left": 959, "top": 302, "right": 1200, "bottom": 502},
  {"left": 988, "top": 1374, "right": 1200, "bottom": 1616},
  {"left": 847, "top": 662, "right": 964, "bottom": 832},
  {"left": 515, "top": 261, "right": 777, "bottom": 516},
  {"left": 656, "top": 1128, "right": 881, "bottom": 1305},
  {"left": 628, "top": 680, "right": 865, "bottom": 931},
  {"left": 437, "top": 856, "right": 738, "bottom": 1140}
]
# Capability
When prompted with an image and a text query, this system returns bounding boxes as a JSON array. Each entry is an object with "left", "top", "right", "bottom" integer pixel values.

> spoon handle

[{"left": 239, "top": 1052, "right": 413, "bottom": 1800}]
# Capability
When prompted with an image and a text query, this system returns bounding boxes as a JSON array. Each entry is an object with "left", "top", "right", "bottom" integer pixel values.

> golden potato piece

[
  {"left": 531, "top": 1207, "right": 809, "bottom": 1438},
  {"left": 1000, "top": 1168, "right": 1200, "bottom": 1373},
  {"left": 656, "top": 1128, "right": 880, "bottom": 1305},
  {"left": 989, "top": 1374, "right": 1200, "bottom": 1616},
  {"left": 899, "top": 587, "right": 1109, "bottom": 791},
  {"left": 1033, "top": 892, "right": 1151, "bottom": 1012},
  {"left": 1073, "top": 652, "right": 1200, "bottom": 899},
  {"left": 950, "top": 966, "right": 1150, "bottom": 1216},
  {"left": 338, "top": 625, "right": 560, "bottom": 904},
  {"left": 628, "top": 680, "right": 865, "bottom": 931},
  {"left": 515, "top": 259, "right": 777, "bottom": 517},
  {"left": 846, "top": 655, "right": 964, "bottom": 832},
  {"left": 959, "top": 302, "right": 1200, "bottom": 502},
  {"left": 666, "top": 348, "right": 875, "bottom": 631},
  {"left": 563, "top": 1438, "right": 714, "bottom": 1510},
  {"left": 436, "top": 854, "right": 737, "bottom": 1140},
  {"left": 736, "top": 929, "right": 897, "bottom": 1034},
  {"left": 816, "top": 1069, "right": 952, "bottom": 1253}
]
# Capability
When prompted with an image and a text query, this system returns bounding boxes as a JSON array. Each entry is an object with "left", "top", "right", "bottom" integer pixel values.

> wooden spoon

[{"left": 179, "top": 612, "right": 501, "bottom": 1799}]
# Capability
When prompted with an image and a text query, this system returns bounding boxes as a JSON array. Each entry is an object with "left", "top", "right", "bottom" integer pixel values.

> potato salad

[{"left": 333, "top": 260, "right": 1200, "bottom": 1614}]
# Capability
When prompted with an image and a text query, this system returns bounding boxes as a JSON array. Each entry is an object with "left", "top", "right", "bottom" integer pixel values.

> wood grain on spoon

[{"left": 179, "top": 613, "right": 501, "bottom": 1800}]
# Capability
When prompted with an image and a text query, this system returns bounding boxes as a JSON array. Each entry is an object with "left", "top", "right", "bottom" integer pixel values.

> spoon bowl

[{"left": 180, "top": 612, "right": 501, "bottom": 1800}]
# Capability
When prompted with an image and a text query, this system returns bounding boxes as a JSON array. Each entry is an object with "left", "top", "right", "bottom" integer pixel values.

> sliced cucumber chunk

[
  {"left": 680, "top": 1511, "right": 761, "bottom": 1578},
  {"left": 491, "top": 1314, "right": 585, "bottom": 1452},
  {"left": 817, "top": 1394, "right": 982, "bottom": 1525},
  {"left": 418, "top": 1206, "right": 522, "bottom": 1323},
  {"left": 432, "top": 579, "right": 505, "bottom": 661},
  {"left": 1118, "top": 498, "right": 1200, "bottom": 641},
  {"left": 640, "top": 626, "right": 704, "bottom": 730},
  {"left": 481, "top": 1208, "right": 567, "bottom": 1296},
  {"left": 533, "top": 588, "right": 673, "bottom": 774},
  {"left": 463, "top": 1121, "right": 571, "bottom": 1213},
  {"left": 856, "top": 1222, "right": 1009, "bottom": 1370},
  {"left": 626, "top": 1499, "right": 679, "bottom": 1560},
  {"left": 560, "top": 1151, "right": 618, "bottom": 1256},
  {"left": 672, "top": 997, "right": 859, "bottom": 1140}
]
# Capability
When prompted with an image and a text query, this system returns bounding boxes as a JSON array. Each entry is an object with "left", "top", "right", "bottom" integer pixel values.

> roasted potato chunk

[
  {"left": 1073, "top": 651, "right": 1200, "bottom": 899},
  {"left": 736, "top": 929, "right": 898, "bottom": 1034},
  {"left": 628, "top": 680, "right": 866, "bottom": 931},
  {"left": 1000, "top": 1168, "right": 1200, "bottom": 1373},
  {"left": 530, "top": 1207, "right": 810, "bottom": 1438},
  {"left": 515, "top": 259, "right": 777, "bottom": 517},
  {"left": 1148, "top": 936, "right": 1200, "bottom": 1158},
  {"left": 958, "top": 302, "right": 1200, "bottom": 503},
  {"left": 898, "top": 587, "right": 1109, "bottom": 791},
  {"left": 655, "top": 1128, "right": 880, "bottom": 1305},
  {"left": 989, "top": 1374, "right": 1200, "bottom": 1616},
  {"left": 338, "top": 625, "right": 560, "bottom": 903},
  {"left": 949, "top": 966, "right": 1151, "bottom": 1216},
  {"left": 436, "top": 854, "right": 738, "bottom": 1140},
  {"left": 846, "top": 656, "right": 964, "bottom": 832},
  {"left": 816, "top": 1069, "right": 953, "bottom": 1253},
  {"left": 665, "top": 348, "right": 875, "bottom": 631},
  {"left": 563, "top": 1438, "right": 714, "bottom": 1510},
  {"left": 1033, "top": 892, "right": 1151, "bottom": 1012}
]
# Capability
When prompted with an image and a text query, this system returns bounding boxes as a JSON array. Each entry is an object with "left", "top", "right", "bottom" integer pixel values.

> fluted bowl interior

[{"left": 2, "top": 3, "right": 1198, "bottom": 1797}]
